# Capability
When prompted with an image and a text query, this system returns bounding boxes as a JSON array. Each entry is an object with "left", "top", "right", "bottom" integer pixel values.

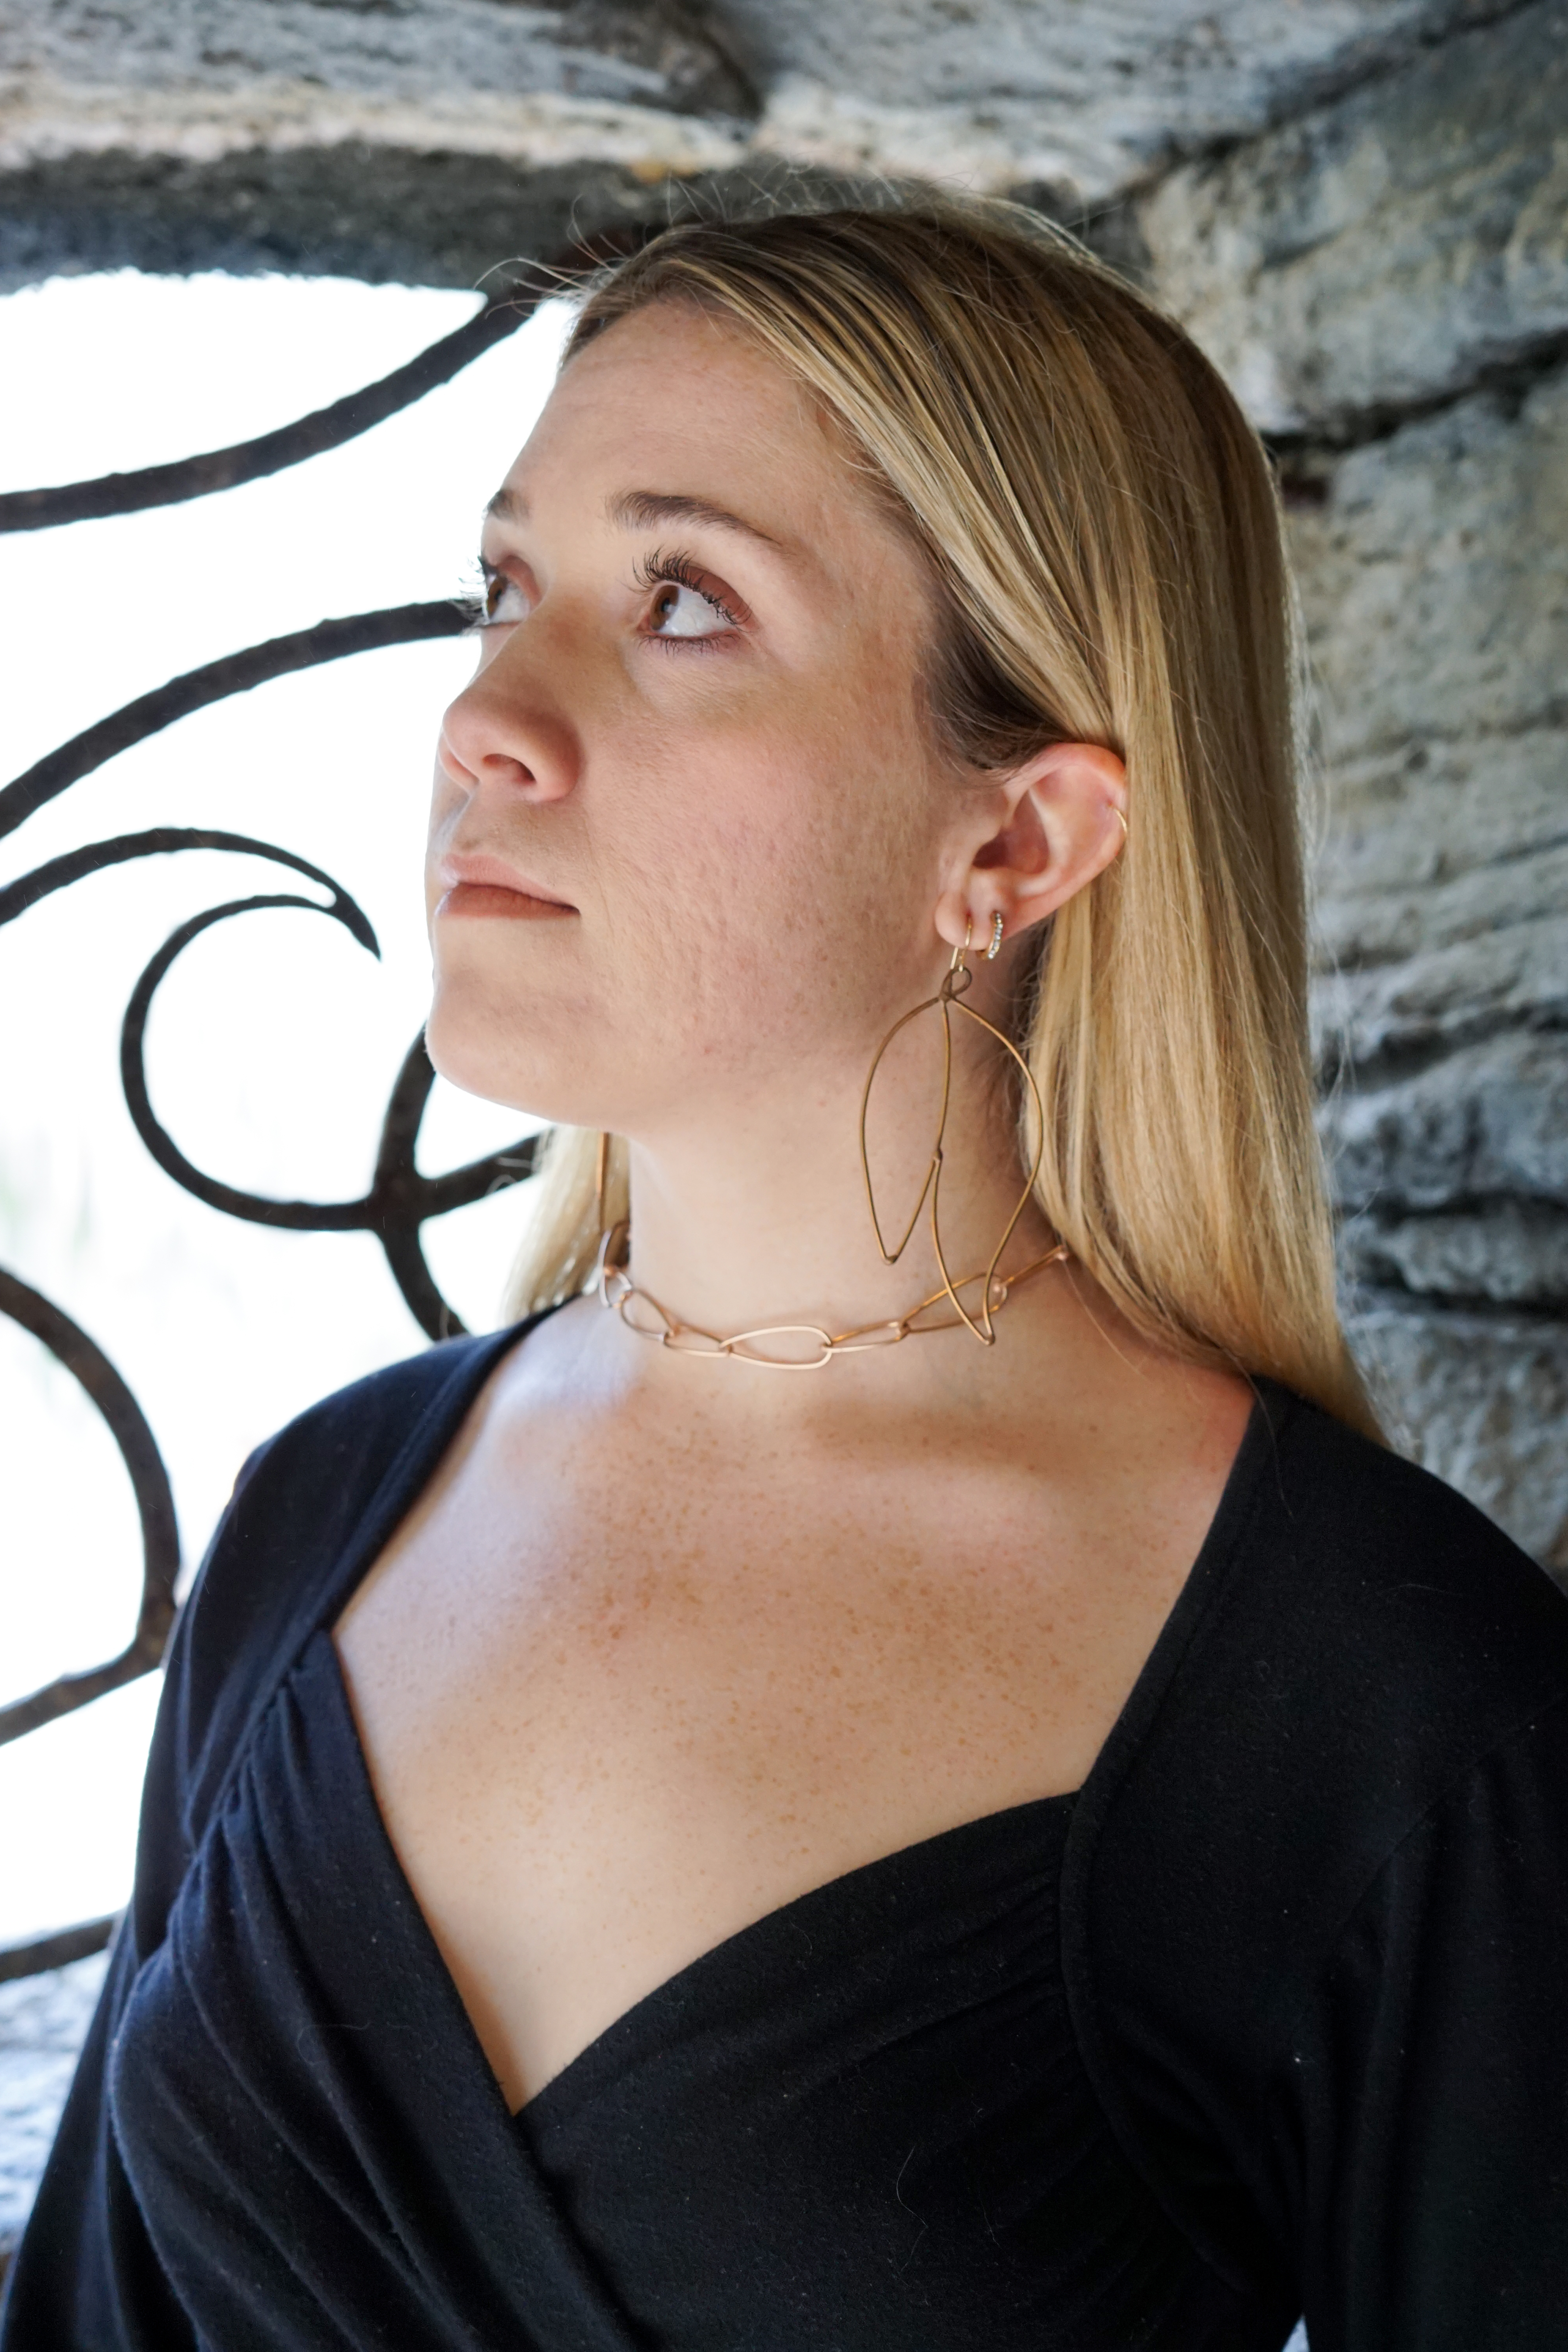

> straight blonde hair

[{"left": 502, "top": 196, "right": 1375, "bottom": 1435}]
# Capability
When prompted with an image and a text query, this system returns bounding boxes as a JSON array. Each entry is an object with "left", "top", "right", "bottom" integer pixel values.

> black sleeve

[
  {"left": 0, "top": 1332, "right": 506, "bottom": 2345},
  {"left": 0, "top": 1922, "right": 197, "bottom": 2351},
  {"left": 0, "top": 1586, "right": 209, "bottom": 2350},
  {"left": 0, "top": 1421, "right": 288, "bottom": 2346},
  {"left": 1063, "top": 1387, "right": 1568, "bottom": 2350},
  {"left": 1277, "top": 1699, "right": 1568, "bottom": 2352}
]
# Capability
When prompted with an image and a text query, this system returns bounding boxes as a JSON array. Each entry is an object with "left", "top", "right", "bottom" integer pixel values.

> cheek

[
  {"left": 420, "top": 642, "right": 944, "bottom": 1119},
  {"left": 608, "top": 723, "right": 932, "bottom": 1057}
]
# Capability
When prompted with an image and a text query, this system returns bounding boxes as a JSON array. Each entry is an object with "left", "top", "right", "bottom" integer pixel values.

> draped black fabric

[{"left": 5, "top": 1320, "right": 1568, "bottom": 2351}]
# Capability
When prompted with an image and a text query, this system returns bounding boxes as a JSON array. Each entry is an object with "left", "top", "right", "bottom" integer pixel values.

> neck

[{"left": 606, "top": 985, "right": 1058, "bottom": 1376}]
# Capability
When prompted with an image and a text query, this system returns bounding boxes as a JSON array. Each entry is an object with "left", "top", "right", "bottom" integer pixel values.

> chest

[
  {"left": 340, "top": 1420, "right": 1177, "bottom": 1840},
  {"left": 332, "top": 1409, "right": 1199, "bottom": 2106}
]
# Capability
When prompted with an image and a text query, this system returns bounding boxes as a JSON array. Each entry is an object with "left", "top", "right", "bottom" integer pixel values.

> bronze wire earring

[
  {"left": 859, "top": 912, "right": 1050, "bottom": 1346},
  {"left": 588, "top": 916, "right": 1062, "bottom": 1364},
  {"left": 594, "top": 1128, "right": 630, "bottom": 1285}
]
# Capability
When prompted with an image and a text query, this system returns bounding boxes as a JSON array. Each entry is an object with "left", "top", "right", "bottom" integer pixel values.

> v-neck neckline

[
  {"left": 313, "top": 1621, "right": 1077, "bottom": 2124},
  {"left": 285, "top": 1323, "right": 1290, "bottom": 2129}
]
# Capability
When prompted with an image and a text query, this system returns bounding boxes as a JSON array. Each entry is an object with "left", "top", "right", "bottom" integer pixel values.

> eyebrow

[
  {"left": 482, "top": 482, "right": 785, "bottom": 553},
  {"left": 605, "top": 489, "right": 780, "bottom": 548}
]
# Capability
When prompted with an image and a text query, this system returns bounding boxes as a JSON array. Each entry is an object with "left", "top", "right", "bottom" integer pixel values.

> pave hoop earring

[{"left": 859, "top": 915, "right": 1048, "bottom": 1345}]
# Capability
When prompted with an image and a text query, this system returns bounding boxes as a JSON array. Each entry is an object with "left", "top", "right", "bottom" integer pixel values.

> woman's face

[{"left": 425, "top": 299, "right": 971, "bottom": 1136}]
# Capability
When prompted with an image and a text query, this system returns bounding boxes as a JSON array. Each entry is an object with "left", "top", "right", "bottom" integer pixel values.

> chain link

[{"left": 594, "top": 1229, "right": 1069, "bottom": 1371}]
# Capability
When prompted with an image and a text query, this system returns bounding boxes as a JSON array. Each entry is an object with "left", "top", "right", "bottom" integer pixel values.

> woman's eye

[
  {"left": 648, "top": 581, "right": 731, "bottom": 640},
  {"left": 482, "top": 570, "right": 530, "bottom": 626}
]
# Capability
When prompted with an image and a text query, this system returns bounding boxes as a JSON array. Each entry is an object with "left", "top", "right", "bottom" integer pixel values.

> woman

[{"left": 7, "top": 198, "right": 1567, "bottom": 2352}]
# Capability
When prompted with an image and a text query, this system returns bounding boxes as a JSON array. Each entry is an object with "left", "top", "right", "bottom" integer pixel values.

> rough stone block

[
  {"left": 0, "top": 0, "right": 1526, "bottom": 241},
  {"left": 0, "top": 0, "right": 758, "bottom": 123},
  {"left": 0, "top": 0, "right": 758, "bottom": 204},
  {"left": 1290, "top": 353, "right": 1568, "bottom": 1351},
  {"left": 1141, "top": 0, "right": 1568, "bottom": 431},
  {"left": 1349, "top": 1301, "right": 1568, "bottom": 1570},
  {"left": 1288, "top": 365, "right": 1568, "bottom": 763},
  {"left": 723, "top": 0, "right": 1517, "bottom": 203},
  {"left": 1314, "top": 912, "right": 1568, "bottom": 1063},
  {"left": 1321, "top": 1031, "right": 1568, "bottom": 1214},
  {"left": 1343, "top": 1201, "right": 1568, "bottom": 1308},
  {"left": 0, "top": 142, "right": 681, "bottom": 293},
  {"left": 1310, "top": 731, "right": 1568, "bottom": 965}
]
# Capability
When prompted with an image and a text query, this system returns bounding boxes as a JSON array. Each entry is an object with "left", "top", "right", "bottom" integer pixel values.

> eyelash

[
  {"left": 633, "top": 547, "right": 742, "bottom": 640},
  {"left": 464, "top": 551, "right": 742, "bottom": 639},
  {"left": 457, "top": 558, "right": 494, "bottom": 630}
]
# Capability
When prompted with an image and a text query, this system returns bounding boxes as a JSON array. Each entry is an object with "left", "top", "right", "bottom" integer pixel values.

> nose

[{"left": 437, "top": 632, "right": 579, "bottom": 806}]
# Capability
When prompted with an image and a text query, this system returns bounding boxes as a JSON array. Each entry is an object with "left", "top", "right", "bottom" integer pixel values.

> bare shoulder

[{"left": 995, "top": 1266, "right": 1258, "bottom": 1548}]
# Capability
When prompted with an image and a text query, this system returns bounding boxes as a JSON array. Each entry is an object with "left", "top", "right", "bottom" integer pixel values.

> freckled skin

[{"left": 336, "top": 304, "right": 1255, "bottom": 2115}]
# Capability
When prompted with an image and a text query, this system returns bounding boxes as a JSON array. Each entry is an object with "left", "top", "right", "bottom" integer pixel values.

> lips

[{"left": 435, "top": 853, "right": 577, "bottom": 922}]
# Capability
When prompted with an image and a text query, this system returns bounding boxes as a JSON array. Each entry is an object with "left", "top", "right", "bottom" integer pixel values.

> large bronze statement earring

[{"left": 860, "top": 915, "right": 1054, "bottom": 1345}]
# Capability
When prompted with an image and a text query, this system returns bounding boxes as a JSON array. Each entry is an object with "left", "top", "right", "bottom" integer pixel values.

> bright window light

[{"left": 0, "top": 269, "right": 571, "bottom": 1948}]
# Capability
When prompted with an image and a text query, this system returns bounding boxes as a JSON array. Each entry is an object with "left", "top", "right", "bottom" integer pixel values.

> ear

[{"left": 934, "top": 742, "right": 1127, "bottom": 954}]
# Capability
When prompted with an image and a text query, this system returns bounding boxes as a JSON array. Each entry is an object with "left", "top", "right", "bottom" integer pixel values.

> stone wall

[
  {"left": 0, "top": 0, "right": 1564, "bottom": 1560},
  {"left": 1141, "top": 0, "right": 1568, "bottom": 1564},
  {"left": 0, "top": 1, "right": 1534, "bottom": 285}
]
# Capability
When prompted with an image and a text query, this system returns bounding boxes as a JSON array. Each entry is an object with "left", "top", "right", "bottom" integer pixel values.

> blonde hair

[{"left": 502, "top": 195, "right": 1375, "bottom": 1435}]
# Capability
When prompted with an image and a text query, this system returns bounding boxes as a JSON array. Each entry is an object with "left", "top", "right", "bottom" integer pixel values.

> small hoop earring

[
  {"left": 986, "top": 911, "right": 1005, "bottom": 960},
  {"left": 859, "top": 914, "right": 1047, "bottom": 1346},
  {"left": 1110, "top": 804, "right": 1129, "bottom": 840}
]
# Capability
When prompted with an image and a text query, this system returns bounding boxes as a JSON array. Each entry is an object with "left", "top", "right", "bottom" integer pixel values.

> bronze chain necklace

[{"left": 593, "top": 1226, "right": 1068, "bottom": 1372}]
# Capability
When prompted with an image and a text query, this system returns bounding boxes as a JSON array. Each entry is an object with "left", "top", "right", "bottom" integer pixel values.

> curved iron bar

[
  {"left": 364, "top": 1034, "right": 541, "bottom": 1342},
  {"left": 0, "top": 628, "right": 542, "bottom": 1339},
  {"left": 120, "top": 889, "right": 385, "bottom": 1231},
  {"left": 119, "top": 900, "right": 539, "bottom": 1332},
  {"left": 0, "top": 1269, "right": 179, "bottom": 1749},
  {"left": 0, "top": 825, "right": 376, "bottom": 935},
  {"left": 0, "top": 600, "right": 471, "bottom": 844},
  {"left": 0, "top": 285, "right": 541, "bottom": 533},
  {"left": 0, "top": 1914, "right": 119, "bottom": 1984},
  {"left": 0, "top": 221, "right": 652, "bottom": 536}
]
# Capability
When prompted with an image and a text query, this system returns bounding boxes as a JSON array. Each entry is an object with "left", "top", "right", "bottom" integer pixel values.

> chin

[
  {"left": 423, "top": 990, "right": 601, "bottom": 1127},
  {"left": 424, "top": 995, "right": 545, "bottom": 1118}
]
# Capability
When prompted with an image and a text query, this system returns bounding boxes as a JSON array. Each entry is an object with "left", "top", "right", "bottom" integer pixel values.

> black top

[{"left": 5, "top": 1320, "right": 1568, "bottom": 2352}]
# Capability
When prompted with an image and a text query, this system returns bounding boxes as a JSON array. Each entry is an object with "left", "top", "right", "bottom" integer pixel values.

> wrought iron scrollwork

[
  {"left": 0, "top": 279, "right": 541, "bottom": 533},
  {"left": 0, "top": 600, "right": 472, "bottom": 840},
  {"left": 0, "top": 261, "right": 593, "bottom": 1976},
  {"left": 115, "top": 838, "right": 541, "bottom": 1338},
  {"left": 0, "top": 1266, "right": 178, "bottom": 1753}
]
